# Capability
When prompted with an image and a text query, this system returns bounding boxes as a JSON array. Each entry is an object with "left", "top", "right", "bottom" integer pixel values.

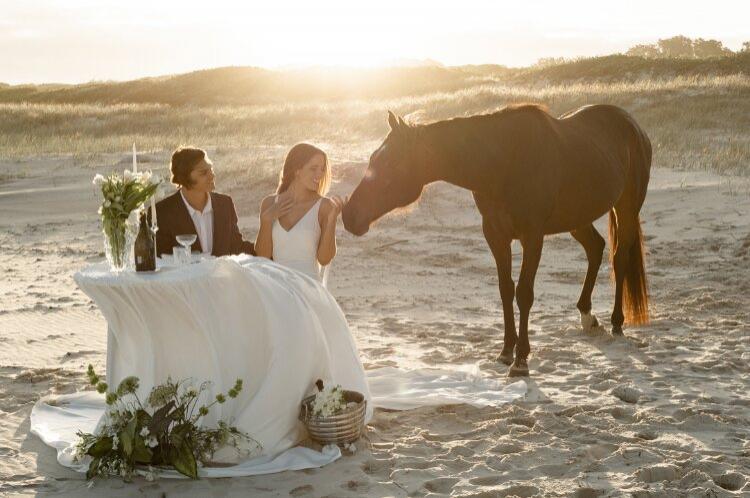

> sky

[{"left": 1, "top": 0, "right": 748, "bottom": 84}]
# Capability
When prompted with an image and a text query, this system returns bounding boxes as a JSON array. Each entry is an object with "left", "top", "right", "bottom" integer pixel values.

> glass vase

[{"left": 103, "top": 210, "right": 140, "bottom": 272}]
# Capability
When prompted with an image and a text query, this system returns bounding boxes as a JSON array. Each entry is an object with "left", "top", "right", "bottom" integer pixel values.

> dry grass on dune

[{"left": 1, "top": 70, "right": 749, "bottom": 179}]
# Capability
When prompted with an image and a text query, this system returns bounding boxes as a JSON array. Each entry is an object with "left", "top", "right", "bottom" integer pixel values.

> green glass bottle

[{"left": 134, "top": 212, "right": 156, "bottom": 272}]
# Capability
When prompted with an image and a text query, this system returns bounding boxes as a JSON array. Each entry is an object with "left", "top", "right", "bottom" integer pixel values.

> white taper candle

[{"left": 132, "top": 143, "right": 137, "bottom": 173}]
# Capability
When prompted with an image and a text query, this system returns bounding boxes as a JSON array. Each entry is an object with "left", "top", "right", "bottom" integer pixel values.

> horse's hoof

[
  {"left": 497, "top": 349, "right": 514, "bottom": 366},
  {"left": 508, "top": 359, "right": 529, "bottom": 377},
  {"left": 612, "top": 325, "right": 624, "bottom": 337},
  {"left": 580, "top": 311, "right": 599, "bottom": 332}
]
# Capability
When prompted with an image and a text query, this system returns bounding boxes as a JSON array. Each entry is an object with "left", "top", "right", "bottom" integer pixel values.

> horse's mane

[
  {"left": 497, "top": 102, "right": 550, "bottom": 115},
  {"left": 414, "top": 103, "right": 551, "bottom": 133}
]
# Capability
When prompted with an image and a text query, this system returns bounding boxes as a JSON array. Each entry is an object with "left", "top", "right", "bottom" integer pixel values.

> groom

[{"left": 154, "top": 146, "right": 255, "bottom": 257}]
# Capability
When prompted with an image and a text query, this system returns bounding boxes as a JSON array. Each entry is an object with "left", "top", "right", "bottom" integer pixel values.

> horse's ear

[{"left": 388, "top": 111, "right": 399, "bottom": 130}]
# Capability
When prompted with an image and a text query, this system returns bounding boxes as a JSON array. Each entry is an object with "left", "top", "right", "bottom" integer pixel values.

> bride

[
  {"left": 254, "top": 143, "right": 346, "bottom": 283},
  {"left": 220, "top": 142, "right": 370, "bottom": 456}
]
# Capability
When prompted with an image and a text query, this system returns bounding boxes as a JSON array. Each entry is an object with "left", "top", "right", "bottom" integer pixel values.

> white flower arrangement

[
  {"left": 311, "top": 384, "right": 345, "bottom": 417},
  {"left": 92, "top": 169, "right": 162, "bottom": 270}
]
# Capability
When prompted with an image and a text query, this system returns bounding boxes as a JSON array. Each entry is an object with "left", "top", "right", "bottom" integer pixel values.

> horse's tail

[{"left": 608, "top": 154, "right": 650, "bottom": 326}]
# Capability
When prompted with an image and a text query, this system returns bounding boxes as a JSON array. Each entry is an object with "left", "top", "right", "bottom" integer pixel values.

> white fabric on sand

[{"left": 367, "top": 367, "right": 528, "bottom": 410}]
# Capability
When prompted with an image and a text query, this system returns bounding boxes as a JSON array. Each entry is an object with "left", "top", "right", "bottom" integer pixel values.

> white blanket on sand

[{"left": 31, "top": 371, "right": 526, "bottom": 478}]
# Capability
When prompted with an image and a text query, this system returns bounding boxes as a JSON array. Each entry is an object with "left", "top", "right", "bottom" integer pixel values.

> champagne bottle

[{"left": 134, "top": 212, "right": 156, "bottom": 272}]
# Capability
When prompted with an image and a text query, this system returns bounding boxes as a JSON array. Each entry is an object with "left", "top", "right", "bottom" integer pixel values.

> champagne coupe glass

[{"left": 175, "top": 234, "right": 197, "bottom": 264}]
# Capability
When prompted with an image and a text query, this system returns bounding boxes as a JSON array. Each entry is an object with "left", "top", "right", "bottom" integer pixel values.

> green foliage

[
  {"left": 86, "top": 436, "right": 113, "bottom": 458},
  {"left": 147, "top": 379, "right": 177, "bottom": 407},
  {"left": 148, "top": 400, "right": 176, "bottom": 435},
  {"left": 170, "top": 440, "right": 198, "bottom": 479},
  {"left": 131, "top": 435, "right": 153, "bottom": 463},
  {"left": 120, "top": 416, "right": 137, "bottom": 459},
  {"left": 115, "top": 376, "right": 140, "bottom": 396},
  {"left": 74, "top": 367, "right": 258, "bottom": 482}
]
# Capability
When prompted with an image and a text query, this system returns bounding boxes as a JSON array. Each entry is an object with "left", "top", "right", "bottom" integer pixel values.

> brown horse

[{"left": 342, "top": 104, "right": 651, "bottom": 377}]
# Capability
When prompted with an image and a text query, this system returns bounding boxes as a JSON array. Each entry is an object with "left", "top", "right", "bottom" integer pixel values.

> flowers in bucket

[
  {"left": 300, "top": 380, "right": 366, "bottom": 447},
  {"left": 311, "top": 382, "right": 346, "bottom": 417},
  {"left": 92, "top": 170, "right": 161, "bottom": 271},
  {"left": 74, "top": 365, "right": 259, "bottom": 481}
]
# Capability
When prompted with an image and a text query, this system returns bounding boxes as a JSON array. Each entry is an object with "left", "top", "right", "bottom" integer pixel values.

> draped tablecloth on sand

[{"left": 31, "top": 255, "right": 526, "bottom": 478}]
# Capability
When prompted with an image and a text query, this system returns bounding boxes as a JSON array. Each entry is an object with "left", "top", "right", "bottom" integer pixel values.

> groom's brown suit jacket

[{"left": 154, "top": 191, "right": 255, "bottom": 257}]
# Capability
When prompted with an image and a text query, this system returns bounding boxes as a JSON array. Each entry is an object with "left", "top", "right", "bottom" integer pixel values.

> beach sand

[{"left": 1, "top": 156, "right": 749, "bottom": 496}]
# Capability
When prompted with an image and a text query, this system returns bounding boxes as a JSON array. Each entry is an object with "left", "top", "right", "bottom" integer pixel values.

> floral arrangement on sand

[{"left": 74, "top": 365, "right": 259, "bottom": 481}]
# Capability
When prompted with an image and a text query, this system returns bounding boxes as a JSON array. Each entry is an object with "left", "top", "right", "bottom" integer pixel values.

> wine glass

[{"left": 175, "top": 234, "right": 197, "bottom": 264}]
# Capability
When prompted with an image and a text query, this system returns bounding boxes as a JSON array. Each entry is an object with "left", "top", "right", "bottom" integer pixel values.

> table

[{"left": 73, "top": 254, "right": 372, "bottom": 460}]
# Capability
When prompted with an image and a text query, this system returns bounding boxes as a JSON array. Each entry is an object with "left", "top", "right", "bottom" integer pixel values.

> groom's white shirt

[{"left": 180, "top": 191, "right": 213, "bottom": 255}]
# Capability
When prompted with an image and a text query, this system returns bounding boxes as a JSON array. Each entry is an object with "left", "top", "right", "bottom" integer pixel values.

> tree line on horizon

[
  {"left": 625, "top": 35, "right": 748, "bottom": 59},
  {"left": 536, "top": 36, "right": 749, "bottom": 67}
]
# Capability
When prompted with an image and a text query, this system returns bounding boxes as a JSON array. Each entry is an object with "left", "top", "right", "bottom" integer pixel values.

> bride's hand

[
  {"left": 326, "top": 195, "right": 347, "bottom": 224},
  {"left": 261, "top": 194, "right": 293, "bottom": 224}
]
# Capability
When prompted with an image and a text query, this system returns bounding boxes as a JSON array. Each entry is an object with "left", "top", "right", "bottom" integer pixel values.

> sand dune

[{"left": 1, "top": 158, "right": 749, "bottom": 496}]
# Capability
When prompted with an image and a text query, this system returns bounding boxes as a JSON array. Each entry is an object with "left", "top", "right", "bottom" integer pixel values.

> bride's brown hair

[{"left": 277, "top": 143, "right": 331, "bottom": 195}]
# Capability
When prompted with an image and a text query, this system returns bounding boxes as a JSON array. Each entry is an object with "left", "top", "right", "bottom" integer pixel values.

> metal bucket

[{"left": 299, "top": 390, "right": 366, "bottom": 445}]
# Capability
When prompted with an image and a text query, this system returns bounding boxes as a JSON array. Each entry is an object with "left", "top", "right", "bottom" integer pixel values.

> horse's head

[{"left": 343, "top": 111, "right": 430, "bottom": 236}]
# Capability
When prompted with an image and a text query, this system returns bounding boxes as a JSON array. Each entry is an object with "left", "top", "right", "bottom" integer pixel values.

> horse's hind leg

[{"left": 571, "top": 224, "right": 606, "bottom": 332}]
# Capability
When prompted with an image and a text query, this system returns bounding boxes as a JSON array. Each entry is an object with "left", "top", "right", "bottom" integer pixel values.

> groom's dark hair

[{"left": 171, "top": 146, "right": 209, "bottom": 188}]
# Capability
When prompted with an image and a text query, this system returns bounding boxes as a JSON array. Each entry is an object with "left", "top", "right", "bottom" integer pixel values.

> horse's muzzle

[{"left": 342, "top": 206, "right": 369, "bottom": 236}]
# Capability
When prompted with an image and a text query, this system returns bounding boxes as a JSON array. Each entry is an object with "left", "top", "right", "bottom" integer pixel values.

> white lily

[{"left": 92, "top": 174, "right": 105, "bottom": 186}]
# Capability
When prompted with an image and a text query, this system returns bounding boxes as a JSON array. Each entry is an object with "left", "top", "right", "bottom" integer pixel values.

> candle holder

[{"left": 149, "top": 220, "right": 159, "bottom": 267}]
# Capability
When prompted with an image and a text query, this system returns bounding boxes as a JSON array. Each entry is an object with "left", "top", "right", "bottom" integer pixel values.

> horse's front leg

[
  {"left": 510, "top": 233, "right": 544, "bottom": 377},
  {"left": 481, "top": 218, "right": 516, "bottom": 366}
]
